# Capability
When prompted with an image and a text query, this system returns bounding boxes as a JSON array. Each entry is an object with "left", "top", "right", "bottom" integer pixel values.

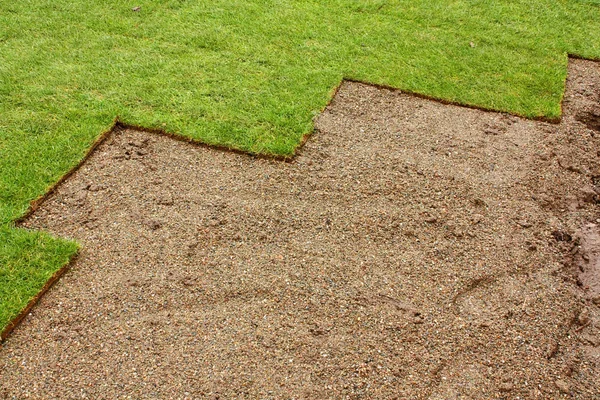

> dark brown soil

[{"left": 1, "top": 59, "right": 600, "bottom": 399}]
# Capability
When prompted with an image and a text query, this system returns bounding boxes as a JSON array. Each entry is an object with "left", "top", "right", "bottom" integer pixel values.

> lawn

[{"left": 1, "top": 0, "right": 599, "bottom": 333}]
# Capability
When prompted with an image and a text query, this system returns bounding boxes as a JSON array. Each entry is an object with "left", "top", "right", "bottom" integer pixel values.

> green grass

[
  {"left": 1, "top": 0, "right": 599, "bottom": 333},
  {"left": 0, "top": 227, "right": 78, "bottom": 333}
]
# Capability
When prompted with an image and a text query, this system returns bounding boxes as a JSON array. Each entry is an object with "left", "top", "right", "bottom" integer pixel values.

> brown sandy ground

[{"left": 1, "top": 59, "right": 600, "bottom": 399}]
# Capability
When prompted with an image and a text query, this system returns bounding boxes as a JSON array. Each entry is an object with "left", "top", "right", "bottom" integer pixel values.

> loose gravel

[{"left": 1, "top": 59, "right": 600, "bottom": 399}]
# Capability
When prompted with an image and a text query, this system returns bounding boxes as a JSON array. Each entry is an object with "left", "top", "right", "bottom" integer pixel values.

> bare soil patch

[{"left": 2, "top": 59, "right": 600, "bottom": 399}]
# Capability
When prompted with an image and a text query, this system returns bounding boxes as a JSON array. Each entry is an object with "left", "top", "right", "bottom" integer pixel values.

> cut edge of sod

[
  {"left": 0, "top": 251, "right": 79, "bottom": 342},
  {"left": 2, "top": 54, "right": 596, "bottom": 343}
]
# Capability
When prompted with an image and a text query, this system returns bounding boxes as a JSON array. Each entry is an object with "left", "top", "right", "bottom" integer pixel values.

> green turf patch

[
  {"left": 0, "top": 227, "right": 78, "bottom": 333},
  {"left": 1, "top": 0, "right": 599, "bottom": 334}
]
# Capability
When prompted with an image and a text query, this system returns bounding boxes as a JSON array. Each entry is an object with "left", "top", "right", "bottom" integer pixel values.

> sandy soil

[{"left": 1, "top": 59, "right": 599, "bottom": 399}]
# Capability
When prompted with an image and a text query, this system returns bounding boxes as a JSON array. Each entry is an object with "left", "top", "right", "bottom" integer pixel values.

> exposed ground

[
  {"left": 3, "top": 0, "right": 600, "bottom": 348},
  {"left": 1, "top": 59, "right": 599, "bottom": 398}
]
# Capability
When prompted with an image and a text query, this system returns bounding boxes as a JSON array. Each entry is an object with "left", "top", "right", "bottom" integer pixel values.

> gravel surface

[{"left": 2, "top": 59, "right": 600, "bottom": 399}]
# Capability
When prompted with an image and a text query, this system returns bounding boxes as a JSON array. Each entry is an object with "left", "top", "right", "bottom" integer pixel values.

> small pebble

[
  {"left": 578, "top": 308, "right": 590, "bottom": 326},
  {"left": 498, "top": 382, "right": 513, "bottom": 392},
  {"left": 555, "top": 379, "right": 570, "bottom": 394}
]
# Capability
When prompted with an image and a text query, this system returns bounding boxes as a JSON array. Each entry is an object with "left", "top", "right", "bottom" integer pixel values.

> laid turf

[{"left": 1, "top": 0, "right": 599, "bottom": 333}]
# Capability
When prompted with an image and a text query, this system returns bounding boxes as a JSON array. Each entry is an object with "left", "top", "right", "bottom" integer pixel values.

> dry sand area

[{"left": 1, "top": 59, "right": 600, "bottom": 399}]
